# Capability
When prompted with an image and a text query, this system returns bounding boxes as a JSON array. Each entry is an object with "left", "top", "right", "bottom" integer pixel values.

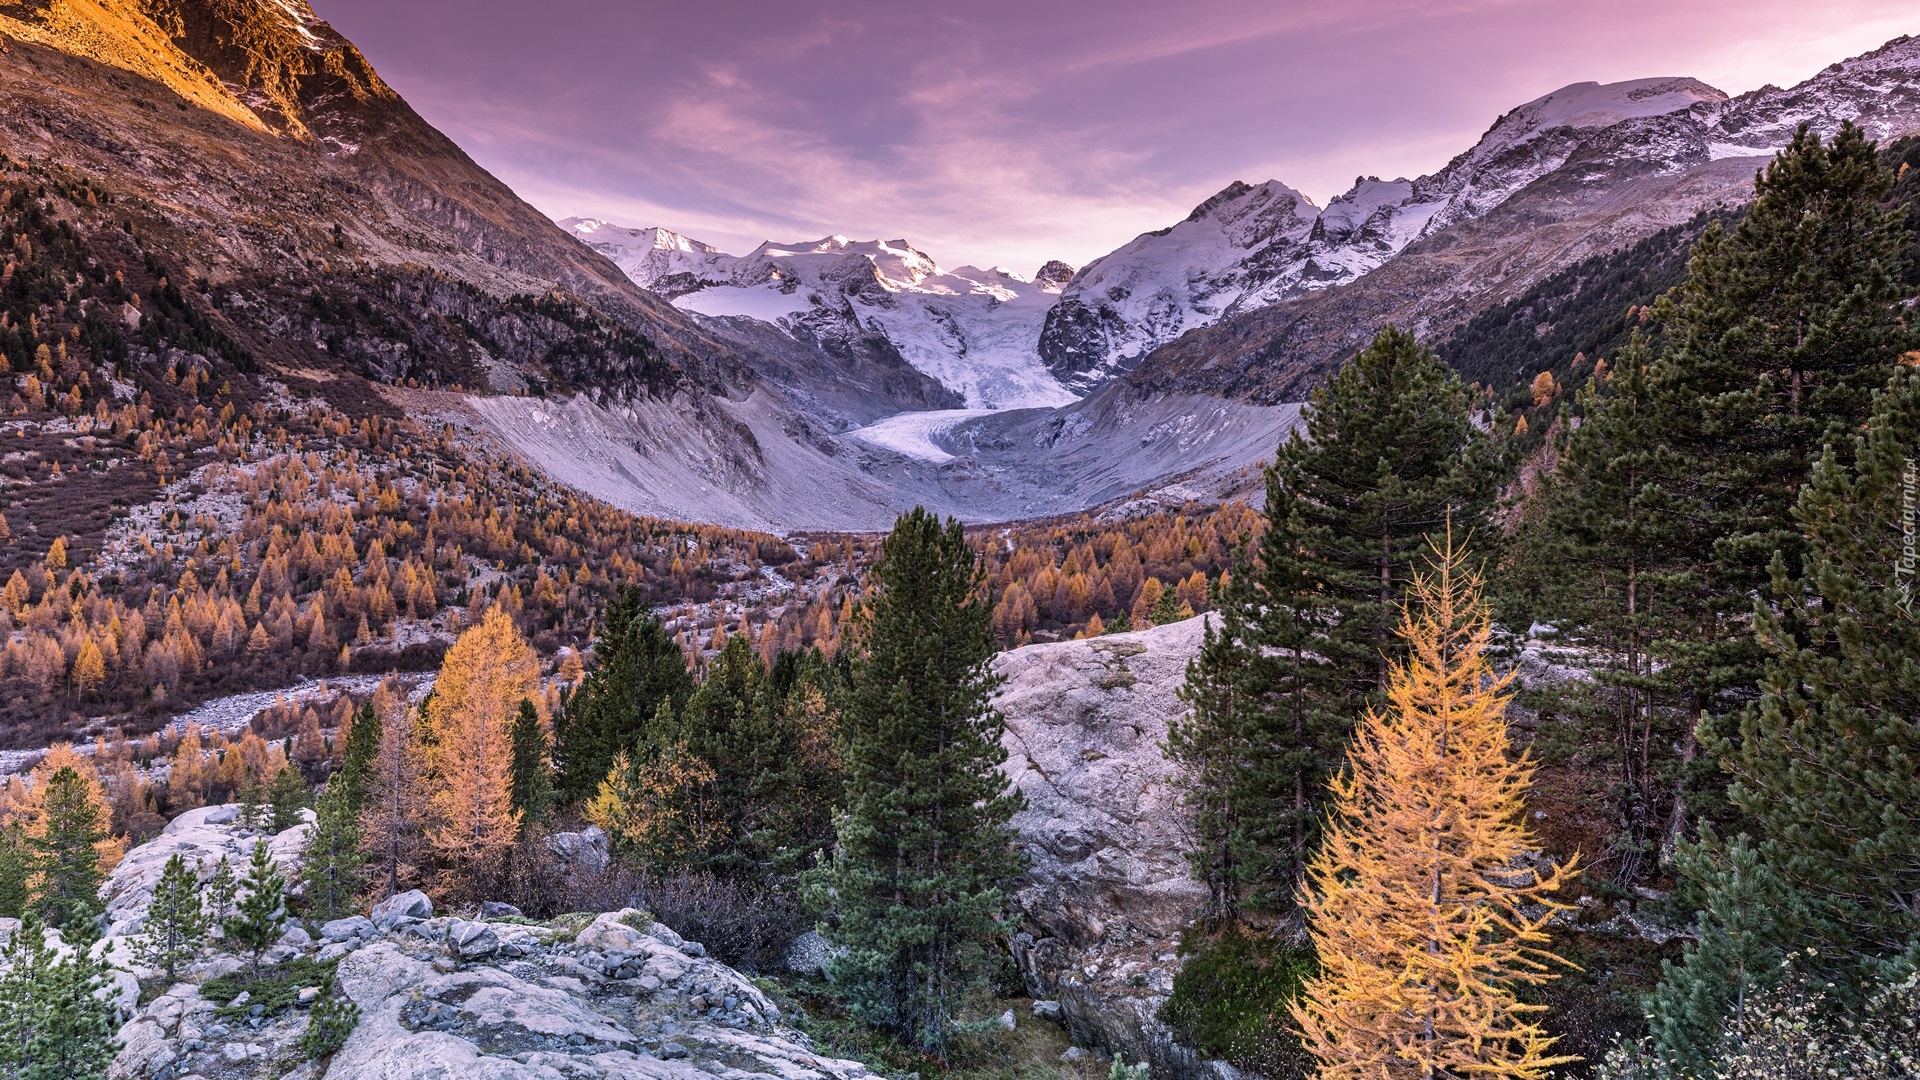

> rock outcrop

[
  {"left": 993, "top": 615, "right": 1225, "bottom": 1079},
  {"left": 90, "top": 804, "right": 875, "bottom": 1080},
  {"left": 102, "top": 804, "right": 314, "bottom": 940}
]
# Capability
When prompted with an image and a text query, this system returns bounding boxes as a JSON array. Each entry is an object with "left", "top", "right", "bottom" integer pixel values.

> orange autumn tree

[
  {"left": 4, "top": 743, "right": 127, "bottom": 873},
  {"left": 1290, "top": 538, "right": 1576, "bottom": 1080},
  {"left": 417, "top": 607, "right": 541, "bottom": 896}
]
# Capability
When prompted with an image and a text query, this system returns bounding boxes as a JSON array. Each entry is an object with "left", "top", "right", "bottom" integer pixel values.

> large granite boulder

[
  {"left": 993, "top": 615, "right": 1230, "bottom": 1079},
  {"left": 323, "top": 915, "right": 873, "bottom": 1080},
  {"left": 101, "top": 803, "right": 313, "bottom": 940}
]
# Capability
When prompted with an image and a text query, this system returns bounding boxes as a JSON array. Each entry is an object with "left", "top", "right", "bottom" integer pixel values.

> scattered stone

[
  {"left": 1060, "top": 1046, "right": 1089, "bottom": 1063},
  {"left": 296, "top": 987, "right": 320, "bottom": 1005},
  {"left": 659, "top": 1042, "right": 689, "bottom": 1060},
  {"left": 998, "top": 1008, "right": 1017, "bottom": 1032},
  {"left": 447, "top": 919, "right": 499, "bottom": 959},
  {"left": 321, "top": 916, "right": 374, "bottom": 941},
  {"left": 369, "top": 889, "right": 433, "bottom": 928},
  {"left": 479, "top": 901, "right": 523, "bottom": 919},
  {"left": 278, "top": 925, "right": 313, "bottom": 948},
  {"left": 1032, "top": 999, "right": 1062, "bottom": 1021},
  {"left": 783, "top": 930, "right": 835, "bottom": 976}
]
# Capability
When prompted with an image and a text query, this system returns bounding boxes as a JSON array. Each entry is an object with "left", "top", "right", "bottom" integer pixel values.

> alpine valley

[
  {"left": 6, "top": 1, "right": 1916, "bottom": 531},
  {"left": 5, "top": 5, "right": 1920, "bottom": 1080}
]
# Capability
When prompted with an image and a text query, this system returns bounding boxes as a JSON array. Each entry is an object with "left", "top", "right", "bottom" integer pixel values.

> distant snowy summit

[
  {"left": 568, "top": 34, "right": 1920, "bottom": 403},
  {"left": 1036, "top": 76, "right": 1733, "bottom": 391},
  {"left": 563, "top": 220, "right": 1078, "bottom": 411}
]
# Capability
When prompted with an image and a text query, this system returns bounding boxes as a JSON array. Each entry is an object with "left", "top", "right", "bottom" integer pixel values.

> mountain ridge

[
  {"left": 566, "top": 217, "right": 1078, "bottom": 410},
  {"left": 572, "top": 36, "right": 1920, "bottom": 413}
]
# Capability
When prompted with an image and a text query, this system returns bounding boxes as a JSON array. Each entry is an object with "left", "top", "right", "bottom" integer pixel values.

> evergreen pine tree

[
  {"left": 1166, "top": 589, "right": 1260, "bottom": 921},
  {"left": 135, "top": 854, "right": 207, "bottom": 981},
  {"left": 1649, "top": 368, "right": 1920, "bottom": 1063},
  {"left": 235, "top": 771, "right": 265, "bottom": 832},
  {"left": 224, "top": 838, "right": 286, "bottom": 975},
  {"left": 204, "top": 856, "right": 238, "bottom": 928},
  {"left": 816, "top": 508, "right": 1025, "bottom": 1056},
  {"left": 1290, "top": 539, "right": 1575, "bottom": 1079},
  {"left": 27, "top": 766, "right": 106, "bottom": 933},
  {"left": 1641, "top": 123, "right": 1917, "bottom": 808},
  {"left": 1513, "top": 336, "right": 1704, "bottom": 882},
  {"left": 268, "top": 764, "right": 307, "bottom": 833},
  {"left": 649, "top": 636, "right": 801, "bottom": 878},
  {"left": 0, "top": 914, "right": 121, "bottom": 1080},
  {"left": 554, "top": 588, "right": 694, "bottom": 803},
  {"left": 302, "top": 780, "right": 365, "bottom": 923},
  {"left": 1645, "top": 835, "right": 1790, "bottom": 1069},
  {"left": 508, "top": 698, "right": 554, "bottom": 834},
  {"left": 1173, "top": 326, "right": 1500, "bottom": 920},
  {"left": 337, "top": 698, "right": 382, "bottom": 814},
  {"left": 0, "top": 825, "right": 27, "bottom": 921}
]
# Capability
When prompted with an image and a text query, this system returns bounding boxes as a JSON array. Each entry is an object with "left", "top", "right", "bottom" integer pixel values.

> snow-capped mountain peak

[
  {"left": 565, "top": 35, "right": 1920, "bottom": 407},
  {"left": 1478, "top": 77, "right": 1729, "bottom": 157},
  {"left": 567, "top": 217, "right": 1078, "bottom": 410},
  {"left": 742, "top": 235, "right": 940, "bottom": 292},
  {"left": 560, "top": 218, "right": 732, "bottom": 298}
]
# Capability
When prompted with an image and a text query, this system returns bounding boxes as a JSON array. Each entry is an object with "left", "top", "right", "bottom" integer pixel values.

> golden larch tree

[
  {"left": 1290, "top": 539, "right": 1576, "bottom": 1080},
  {"left": 418, "top": 607, "right": 540, "bottom": 895}
]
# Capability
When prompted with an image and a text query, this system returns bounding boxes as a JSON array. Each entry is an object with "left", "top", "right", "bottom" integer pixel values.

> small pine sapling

[
  {"left": 224, "top": 839, "right": 286, "bottom": 975},
  {"left": 135, "top": 854, "right": 208, "bottom": 980},
  {"left": 299, "top": 994, "right": 361, "bottom": 1059},
  {"left": 205, "top": 856, "right": 239, "bottom": 929},
  {"left": 268, "top": 765, "right": 308, "bottom": 833},
  {"left": 235, "top": 772, "right": 265, "bottom": 832}
]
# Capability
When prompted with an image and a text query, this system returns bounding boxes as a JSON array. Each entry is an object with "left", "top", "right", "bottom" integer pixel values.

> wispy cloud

[{"left": 316, "top": 0, "right": 1917, "bottom": 272}]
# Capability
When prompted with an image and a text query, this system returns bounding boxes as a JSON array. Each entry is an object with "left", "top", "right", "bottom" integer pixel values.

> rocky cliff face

[
  {"left": 0, "top": 0, "right": 776, "bottom": 406},
  {"left": 992, "top": 615, "right": 1227, "bottom": 1080}
]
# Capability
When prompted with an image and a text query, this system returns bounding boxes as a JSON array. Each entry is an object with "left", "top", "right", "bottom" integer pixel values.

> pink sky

[{"left": 315, "top": 0, "right": 1916, "bottom": 275}]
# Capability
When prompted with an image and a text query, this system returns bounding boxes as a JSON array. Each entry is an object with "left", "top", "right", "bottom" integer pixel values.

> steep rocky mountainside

[
  {"left": 0, "top": 0, "right": 1301, "bottom": 533},
  {"left": 1109, "top": 34, "right": 1920, "bottom": 403},
  {"left": 568, "top": 220, "right": 1076, "bottom": 413},
  {"left": 0, "top": 0, "right": 773, "bottom": 398}
]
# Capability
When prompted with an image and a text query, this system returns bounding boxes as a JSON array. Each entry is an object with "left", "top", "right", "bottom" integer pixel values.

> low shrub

[
  {"left": 1159, "top": 925, "right": 1316, "bottom": 1079},
  {"left": 202, "top": 956, "right": 338, "bottom": 1018},
  {"left": 300, "top": 994, "right": 361, "bottom": 1059},
  {"left": 533, "top": 862, "right": 807, "bottom": 972}
]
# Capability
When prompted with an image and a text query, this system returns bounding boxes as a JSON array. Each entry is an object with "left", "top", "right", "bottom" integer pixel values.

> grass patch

[
  {"left": 202, "top": 956, "right": 338, "bottom": 1018},
  {"left": 544, "top": 912, "right": 598, "bottom": 941},
  {"left": 1159, "top": 924, "right": 1316, "bottom": 1079}
]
